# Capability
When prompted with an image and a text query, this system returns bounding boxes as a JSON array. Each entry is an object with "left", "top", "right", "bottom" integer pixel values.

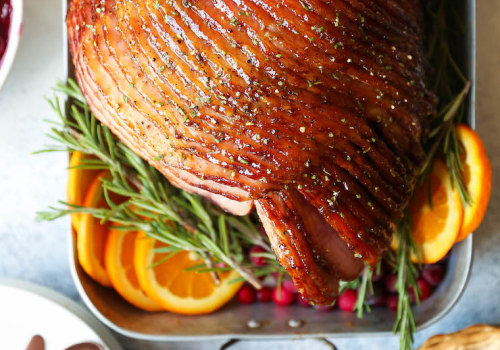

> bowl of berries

[{"left": 0, "top": 0, "right": 22, "bottom": 91}]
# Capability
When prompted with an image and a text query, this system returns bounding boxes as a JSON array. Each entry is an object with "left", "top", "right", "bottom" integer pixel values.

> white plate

[{"left": 0, "top": 279, "right": 122, "bottom": 350}]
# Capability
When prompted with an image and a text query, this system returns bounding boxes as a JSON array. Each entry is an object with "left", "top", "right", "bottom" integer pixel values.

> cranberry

[
  {"left": 421, "top": 264, "right": 445, "bottom": 287},
  {"left": 272, "top": 286, "right": 295, "bottom": 306},
  {"left": 338, "top": 289, "right": 357, "bottom": 312},
  {"left": 214, "top": 262, "right": 228, "bottom": 269},
  {"left": 384, "top": 274, "right": 398, "bottom": 293},
  {"left": 366, "top": 283, "right": 386, "bottom": 307},
  {"left": 410, "top": 278, "right": 432, "bottom": 303},
  {"left": 237, "top": 284, "right": 256, "bottom": 304},
  {"left": 249, "top": 246, "right": 267, "bottom": 267},
  {"left": 282, "top": 279, "right": 298, "bottom": 294},
  {"left": 386, "top": 294, "right": 398, "bottom": 311},
  {"left": 256, "top": 286, "right": 272, "bottom": 303},
  {"left": 296, "top": 294, "right": 311, "bottom": 308}
]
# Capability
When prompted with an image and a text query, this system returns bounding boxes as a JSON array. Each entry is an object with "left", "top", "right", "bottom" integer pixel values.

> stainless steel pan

[{"left": 63, "top": 0, "right": 475, "bottom": 341}]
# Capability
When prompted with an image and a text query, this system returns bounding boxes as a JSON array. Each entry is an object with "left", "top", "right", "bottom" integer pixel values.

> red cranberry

[
  {"left": 282, "top": 279, "right": 298, "bottom": 294},
  {"left": 421, "top": 264, "right": 445, "bottom": 287},
  {"left": 214, "top": 262, "right": 228, "bottom": 269},
  {"left": 386, "top": 294, "right": 398, "bottom": 311},
  {"left": 366, "top": 283, "right": 386, "bottom": 307},
  {"left": 338, "top": 289, "right": 357, "bottom": 312},
  {"left": 272, "top": 286, "right": 295, "bottom": 306},
  {"left": 256, "top": 286, "right": 272, "bottom": 303},
  {"left": 410, "top": 278, "right": 432, "bottom": 303},
  {"left": 384, "top": 274, "right": 398, "bottom": 293},
  {"left": 237, "top": 285, "right": 256, "bottom": 304},
  {"left": 249, "top": 246, "right": 267, "bottom": 267},
  {"left": 296, "top": 294, "right": 312, "bottom": 308}
]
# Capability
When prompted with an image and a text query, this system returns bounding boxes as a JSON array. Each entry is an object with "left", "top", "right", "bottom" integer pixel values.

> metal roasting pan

[{"left": 63, "top": 0, "right": 476, "bottom": 342}]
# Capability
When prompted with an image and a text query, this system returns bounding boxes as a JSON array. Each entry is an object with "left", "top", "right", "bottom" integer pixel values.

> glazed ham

[{"left": 67, "top": 0, "right": 436, "bottom": 304}]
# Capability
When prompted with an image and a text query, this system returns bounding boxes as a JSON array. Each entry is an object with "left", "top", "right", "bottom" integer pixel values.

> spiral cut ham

[{"left": 67, "top": 0, "right": 436, "bottom": 305}]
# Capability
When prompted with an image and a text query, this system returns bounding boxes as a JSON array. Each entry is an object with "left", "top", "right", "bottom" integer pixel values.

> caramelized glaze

[{"left": 67, "top": 0, "right": 435, "bottom": 304}]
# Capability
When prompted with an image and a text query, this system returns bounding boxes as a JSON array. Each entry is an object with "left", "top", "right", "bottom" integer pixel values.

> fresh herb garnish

[
  {"left": 392, "top": 214, "right": 420, "bottom": 350},
  {"left": 36, "top": 79, "right": 284, "bottom": 289},
  {"left": 354, "top": 266, "right": 374, "bottom": 318}
]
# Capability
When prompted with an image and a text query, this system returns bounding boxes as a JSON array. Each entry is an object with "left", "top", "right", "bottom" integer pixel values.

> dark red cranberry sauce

[{"left": 0, "top": 0, "right": 11, "bottom": 63}]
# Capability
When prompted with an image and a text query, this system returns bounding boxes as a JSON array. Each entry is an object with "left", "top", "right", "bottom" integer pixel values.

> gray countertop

[{"left": 1, "top": 1, "right": 499, "bottom": 349}]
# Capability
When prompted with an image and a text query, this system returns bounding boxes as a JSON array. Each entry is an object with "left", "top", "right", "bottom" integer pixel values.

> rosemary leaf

[{"left": 354, "top": 266, "right": 373, "bottom": 318}]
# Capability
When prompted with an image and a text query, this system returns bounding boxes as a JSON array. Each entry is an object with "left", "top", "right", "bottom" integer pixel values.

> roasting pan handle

[{"left": 220, "top": 338, "right": 338, "bottom": 349}]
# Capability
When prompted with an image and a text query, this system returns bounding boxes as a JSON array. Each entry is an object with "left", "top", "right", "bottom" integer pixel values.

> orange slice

[
  {"left": 105, "top": 228, "right": 163, "bottom": 311},
  {"left": 67, "top": 151, "right": 101, "bottom": 229},
  {"left": 77, "top": 170, "right": 113, "bottom": 287},
  {"left": 392, "top": 160, "right": 463, "bottom": 264},
  {"left": 134, "top": 232, "right": 242, "bottom": 315},
  {"left": 455, "top": 124, "right": 492, "bottom": 241}
]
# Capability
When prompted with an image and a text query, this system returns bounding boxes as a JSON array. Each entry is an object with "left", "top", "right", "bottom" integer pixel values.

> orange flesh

[
  {"left": 134, "top": 232, "right": 243, "bottom": 314},
  {"left": 455, "top": 124, "right": 492, "bottom": 241},
  {"left": 78, "top": 171, "right": 126, "bottom": 287},
  {"left": 410, "top": 174, "right": 448, "bottom": 245},
  {"left": 105, "top": 229, "right": 162, "bottom": 311},
  {"left": 92, "top": 194, "right": 110, "bottom": 269},
  {"left": 152, "top": 241, "right": 215, "bottom": 298},
  {"left": 67, "top": 151, "right": 101, "bottom": 228},
  {"left": 91, "top": 219, "right": 109, "bottom": 266},
  {"left": 121, "top": 231, "right": 141, "bottom": 290},
  {"left": 67, "top": 152, "right": 98, "bottom": 205},
  {"left": 461, "top": 152, "right": 471, "bottom": 186},
  {"left": 77, "top": 171, "right": 112, "bottom": 287},
  {"left": 391, "top": 159, "right": 463, "bottom": 264},
  {"left": 87, "top": 174, "right": 126, "bottom": 270}
]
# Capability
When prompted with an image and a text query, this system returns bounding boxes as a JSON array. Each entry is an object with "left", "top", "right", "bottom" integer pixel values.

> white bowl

[{"left": 0, "top": 0, "right": 22, "bottom": 90}]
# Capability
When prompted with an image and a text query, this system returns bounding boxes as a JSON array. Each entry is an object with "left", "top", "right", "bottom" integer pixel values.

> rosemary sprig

[
  {"left": 392, "top": 215, "right": 419, "bottom": 350},
  {"left": 37, "top": 80, "right": 285, "bottom": 289},
  {"left": 354, "top": 266, "right": 374, "bottom": 318}
]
